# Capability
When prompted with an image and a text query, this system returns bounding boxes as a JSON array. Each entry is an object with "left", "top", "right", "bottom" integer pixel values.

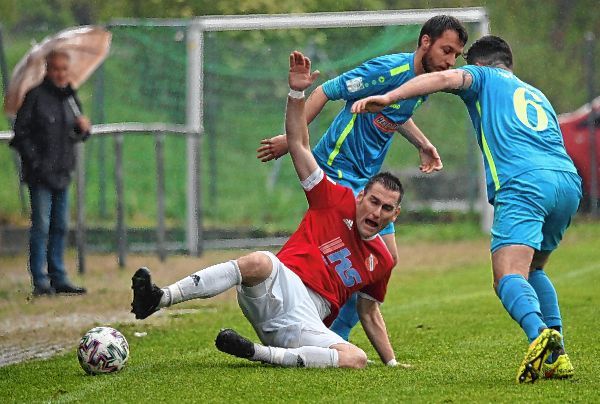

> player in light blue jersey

[
  {"left": 257, "top": 15, "right": 468, "bottom": 341},
  {"left": 352, "top": 35, "right": 582, "bottom": 384}
]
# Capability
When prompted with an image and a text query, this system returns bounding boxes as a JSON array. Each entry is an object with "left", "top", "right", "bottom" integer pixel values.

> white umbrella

[{"left": 3, "top": 25, "right": 111, "bottom": 117}]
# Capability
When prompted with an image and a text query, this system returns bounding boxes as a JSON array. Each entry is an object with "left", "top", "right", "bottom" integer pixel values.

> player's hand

[
  {"left": 257, "top": 134, "right": 289, "bottom": 162},
  {"left": 351, "top": 95, "right": 392, "bottom": 114},
  {"left": 289, "top": 51, "right": 320, "bottom": 91},
  {"left": 418, "top": 143, "right": 443, "bottom": 174}
]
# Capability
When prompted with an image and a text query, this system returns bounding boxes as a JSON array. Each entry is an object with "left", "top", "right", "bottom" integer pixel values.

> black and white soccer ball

[{"left": 77, "top": 326, "right": 129, "bottom": 375}]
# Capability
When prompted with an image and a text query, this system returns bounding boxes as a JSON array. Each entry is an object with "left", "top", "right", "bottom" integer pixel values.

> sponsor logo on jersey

[
  {"left": 365, "top": 254, "right": 378, "bottom": 272},
  {"left": 345, "top": 77, "right": 364, "bottom": 93},
  {"left": 373, "top": 113, "right": 401, "bottom": 133},
  {"left": 319, "top": 237, "right": 345, "bottom": 255},
  {"left": 343, "top": 218, "right": 354, "bottom": 230},
  {"left": 319, "top": 238, "right": 366, "bottom": 288}
]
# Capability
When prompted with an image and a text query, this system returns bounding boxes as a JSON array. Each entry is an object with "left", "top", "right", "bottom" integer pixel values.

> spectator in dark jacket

[{"left": 10, "top": 49, "right": 91, "bottom": 296}]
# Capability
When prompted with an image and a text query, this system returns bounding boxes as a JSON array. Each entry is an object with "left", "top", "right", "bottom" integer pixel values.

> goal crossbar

[{"left": 109, "top": 8, "right": 488, "bottom": 31}]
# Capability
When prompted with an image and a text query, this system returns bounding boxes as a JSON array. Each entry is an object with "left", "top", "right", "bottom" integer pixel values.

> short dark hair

[
  {"left": 364, "top": 172, "right": 404, "bottom": 205},
  {"left": 418, "top": 15, "right": 468, "bottom": 47},
  {"left": 466, "top": 35, "right": 513, "bottom": 69},
  {"left": 45, "top": 49, "right": 70, "bottom": 65}
]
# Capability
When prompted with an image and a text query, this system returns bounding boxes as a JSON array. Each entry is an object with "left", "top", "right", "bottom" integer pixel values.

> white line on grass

[
  {"left": 554, "top": 262, "right": 600, "bottom": 280},
  {"left": 391, "top": 261, "right": 599, "bottom": 312}
]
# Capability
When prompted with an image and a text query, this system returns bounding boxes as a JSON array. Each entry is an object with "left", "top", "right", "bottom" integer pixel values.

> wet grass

[{"left": 0, "top": 220, "right": 599, "bottom": 402}]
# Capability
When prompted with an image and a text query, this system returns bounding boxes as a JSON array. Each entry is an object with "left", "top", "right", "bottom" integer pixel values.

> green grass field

[{"left": 1, "top": 220, "right": 598, "bottom": 403}]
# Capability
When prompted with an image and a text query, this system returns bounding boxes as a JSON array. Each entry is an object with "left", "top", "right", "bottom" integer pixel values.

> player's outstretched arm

[
  {"left": 398, "top": 119, "right": 443, "bottom": 174},
  {"left": 285, "top": 51, "right": 321, "bottom": 181},
  {"left": 257, "top": 86, "right": 329, "bottom": 162},
  {"left": 357, "top": 296, "right": 396, "bottom": 365},
  {"left": 351, "top": 69, "right": 472, "bottom": 114}
]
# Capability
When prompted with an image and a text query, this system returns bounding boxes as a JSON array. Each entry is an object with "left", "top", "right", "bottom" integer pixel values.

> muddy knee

[{"left": 237, "top": 252, "right": 273, "bottom": 287}]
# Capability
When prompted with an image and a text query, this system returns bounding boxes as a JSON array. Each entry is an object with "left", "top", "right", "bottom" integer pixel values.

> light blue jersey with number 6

[{"left": 455, "top": 65, "right": 577, "bottom": 203}]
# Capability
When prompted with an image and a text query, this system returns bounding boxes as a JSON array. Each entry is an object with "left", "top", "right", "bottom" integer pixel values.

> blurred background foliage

[
  {"left": 0, "top": 0, "right": 597, "bottom": 232},
  {"left": 0, "top": 0, "right": 598, "bottom": 112}
]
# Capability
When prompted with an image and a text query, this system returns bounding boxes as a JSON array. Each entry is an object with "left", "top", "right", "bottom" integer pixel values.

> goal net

[{"left": 87, "top": 9, "right": 490, "bottom": 255}]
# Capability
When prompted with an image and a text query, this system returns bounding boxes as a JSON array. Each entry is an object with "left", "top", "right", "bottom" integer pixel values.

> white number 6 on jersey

[{"left": 513, "top": 87, "right": 549, "bottom": 132}]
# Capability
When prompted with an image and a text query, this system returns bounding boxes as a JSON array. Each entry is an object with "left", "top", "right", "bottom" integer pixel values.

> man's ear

[
  {"left": 356, "top": 189, "right": 365, "bottom": 202},
  {"left": 392, "top": 205, "right": 401, "bottom": 221},
  {"left": 420, "top": 34, "right": 431, "bottom": 50}
]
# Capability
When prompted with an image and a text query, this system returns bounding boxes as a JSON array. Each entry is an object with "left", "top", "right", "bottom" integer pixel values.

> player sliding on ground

[
  {"left": 351, "top": 35, "right": 582, "bottom": 383},
  {"left": 131, "top": 51, "right": 404, "bottom": 369},
  {"left": 257, "top": 15, "right": 468, "bottom": 342}
]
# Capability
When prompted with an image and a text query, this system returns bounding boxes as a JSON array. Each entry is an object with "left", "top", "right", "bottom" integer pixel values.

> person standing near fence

[
  {"left": 10, "top": 49, "right": 91, "bottom": 296},
  {"left": 257, "top": 15, "right": 468, "bottom": 341}
]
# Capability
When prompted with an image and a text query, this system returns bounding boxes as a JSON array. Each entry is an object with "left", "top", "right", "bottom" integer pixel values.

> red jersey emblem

[{"left": 365, "top": 254, "right": 378, "bottom": 272}]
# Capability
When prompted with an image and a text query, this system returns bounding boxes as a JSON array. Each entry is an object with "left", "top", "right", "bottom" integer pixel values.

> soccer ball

[{"left": 77, "top": 326, "right": 129, "bottom": 375}]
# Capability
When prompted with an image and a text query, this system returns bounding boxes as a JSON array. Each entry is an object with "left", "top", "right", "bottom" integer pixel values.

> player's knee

[
  {"left": 237, "top": 252, "right": 272, "bottom": 286},
  {"left": 350, "top": 348, "right": 368, "bottom": 369},
  {"left": 338, "top": 346, "right": 368, "bottom": 369},
  {"left": 530, "top": 252, "right": 550, "bottom": 270}
]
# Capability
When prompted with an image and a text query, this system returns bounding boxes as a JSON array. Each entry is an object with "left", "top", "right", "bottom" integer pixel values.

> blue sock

[
  {"left": 528, "top": 269, "right": 562, "bottom": 334},
  {"left": 330, "top": 293, "right": 360, "bottom": 341},
  {"left": 496, "top": 274, "right": 546, "bottom": 343},
  {"left": 528, "top": 269, "right": 564, "bottom": 362}
]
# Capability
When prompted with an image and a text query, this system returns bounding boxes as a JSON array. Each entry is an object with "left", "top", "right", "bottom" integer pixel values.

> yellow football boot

[
  {"left": 542, "top": 353, "right": 574, "bottom": 379},
  {"left": 516, "top": 328, "right": 562, "bottom": 384}
]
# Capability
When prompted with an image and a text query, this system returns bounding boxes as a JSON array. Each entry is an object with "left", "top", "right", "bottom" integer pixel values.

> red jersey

[{"left": 277, "top": 169, "right": 394, "bottom": 326}]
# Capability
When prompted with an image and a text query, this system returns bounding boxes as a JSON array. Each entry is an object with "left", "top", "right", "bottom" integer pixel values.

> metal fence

[{"left": 1, "top": 123, "right": 197, "bottom": 271}]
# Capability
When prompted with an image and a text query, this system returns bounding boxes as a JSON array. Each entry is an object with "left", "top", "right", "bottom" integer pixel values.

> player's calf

[{"left": 215, "top": 328, "right": 342, "bottom": 368}]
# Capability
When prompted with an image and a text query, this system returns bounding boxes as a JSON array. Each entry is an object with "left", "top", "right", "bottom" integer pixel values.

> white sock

[
  {"left": 251, "top": 344, "right": 339, "bottom": 368},
  {"left": 158, "top": 260, "right": 242, "bottom": 307}
]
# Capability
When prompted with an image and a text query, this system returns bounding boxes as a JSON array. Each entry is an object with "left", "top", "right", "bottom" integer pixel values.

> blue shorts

[
  {"left": 327, "top": 170, "right": 395, "bottom": 236},
  {"left": 490, "top": 170, "right": 582, "bottom": 253}
]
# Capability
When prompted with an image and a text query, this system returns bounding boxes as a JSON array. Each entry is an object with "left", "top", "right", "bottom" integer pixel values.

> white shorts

[{"left": 236, "top": 251, "right": 347, "bottom": 349}]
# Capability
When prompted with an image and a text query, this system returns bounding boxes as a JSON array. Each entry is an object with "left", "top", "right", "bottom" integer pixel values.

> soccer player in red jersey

[{"left": 131, "top": 51, "right": 404, "bottom": 369}]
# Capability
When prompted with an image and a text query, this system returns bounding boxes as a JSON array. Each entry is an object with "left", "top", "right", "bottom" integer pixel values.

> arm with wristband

[
  {"left": 257, "top": 55, "right": 387, "bottom": 162},
  {"left": 257, "top": 84, "right": 328, "bottom": 162},
  {"left": 284, "top": 51, "right": 321, "bottom": 182}
]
